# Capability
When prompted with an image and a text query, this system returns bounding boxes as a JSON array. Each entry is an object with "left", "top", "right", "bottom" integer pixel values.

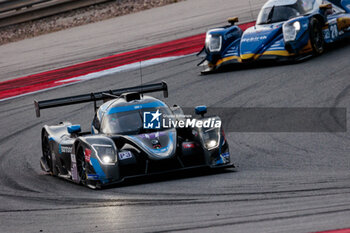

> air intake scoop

[{"left": 122, "top": 92, "right": 141, "bottom": 102}]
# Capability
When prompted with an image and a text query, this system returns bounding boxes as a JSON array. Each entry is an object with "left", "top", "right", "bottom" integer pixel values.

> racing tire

[
  {"left": 76, "top": 145, "right": 88, "bottom": 185},
  {"left": 309, "top": 18, "right": 325, "bottom": 55},
  {"left": 42, "top": 131, "right": 54, "bottom": 174}
]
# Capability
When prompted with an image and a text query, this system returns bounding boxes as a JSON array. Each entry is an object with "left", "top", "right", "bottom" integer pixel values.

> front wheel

[
  {"left": 76, "top": 146, "right": 99, "bottom": 189},
  {"left": 41, "top": 131, "right": 53, "bottom": 173},
  {"left": 76, "top": 145, "right": 87, "bottom": 185},
  {"left": 309, "top": 18, "right": 325, "bottom": 55}
]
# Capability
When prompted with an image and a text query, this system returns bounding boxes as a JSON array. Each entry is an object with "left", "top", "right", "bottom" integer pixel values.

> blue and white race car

[
  {"left": 35, "top": 82, "right": 233, "bottom": 189},
  {"left": 198, "top": 0, "right": 350, "bottom": 73}
]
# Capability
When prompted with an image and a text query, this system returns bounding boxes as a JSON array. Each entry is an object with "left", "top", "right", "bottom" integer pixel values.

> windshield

[
  {"left": 257, "top": 0, "right": 315, "bottom": 25},
  {"left": 101, "top": 106, "right": 173, "bottom": 135}
]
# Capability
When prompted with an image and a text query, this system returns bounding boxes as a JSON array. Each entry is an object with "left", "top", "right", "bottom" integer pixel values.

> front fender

[
  {"left": 283, "top": 16, "right": 312, "bottom": 53},
  {"left": 42, "top": 122, "right": 72, "bottom": 141},
  {"left": 204, "top": 25, "right": 243, "bottom": 64},
  {"left": 72, "top": 135, "right": 120, "bottom": 185}
]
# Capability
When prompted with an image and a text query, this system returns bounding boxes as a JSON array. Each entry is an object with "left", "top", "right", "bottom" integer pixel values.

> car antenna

[
  {"left": 139, "top": 61, "right": 143, "bottom": 97},
  {"left": 248, "top": 0, "right": 254, "bottom": 21}
]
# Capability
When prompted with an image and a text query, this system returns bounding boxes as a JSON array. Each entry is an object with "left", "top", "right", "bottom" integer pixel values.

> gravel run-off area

[{"left": 0, "top": 0, "right": 183, "bottom": 45}]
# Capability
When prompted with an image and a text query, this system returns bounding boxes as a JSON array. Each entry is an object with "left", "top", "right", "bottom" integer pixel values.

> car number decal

[{"left": 330, "top": 24, "right": 339, "bottom": 40}]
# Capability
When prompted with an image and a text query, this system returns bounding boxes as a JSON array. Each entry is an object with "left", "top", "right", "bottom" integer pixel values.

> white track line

[{"left": 0, "top": 55, "right": 190, "bottom": 102}]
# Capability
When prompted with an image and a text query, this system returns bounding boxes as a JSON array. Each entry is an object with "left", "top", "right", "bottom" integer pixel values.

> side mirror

[
  {"left": 92, "top": 113, "right": 101, "bottom": 131},
  {"left": 228, "top": 17, "right": 239, "bottom": 25},
  {"left": 67, "top": 125, "right": 81, "bottom": 134},
  {"left": 195, "top": 106, "right": 207, "bottom": 117}
]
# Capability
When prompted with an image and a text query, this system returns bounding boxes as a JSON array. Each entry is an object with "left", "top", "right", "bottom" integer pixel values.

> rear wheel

[{"left": 309, "top": 18, "right": 325, "bottom": 55}]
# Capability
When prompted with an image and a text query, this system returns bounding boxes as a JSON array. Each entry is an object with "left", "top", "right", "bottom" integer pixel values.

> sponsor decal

[
  {"left": 59, "top": 144, "right": 72, "bottom": 154},
  {"left": 84, "top": 148, "right": 92, "bottom": 162},
  {"left": 118, "top": 151, "right": 133, "bottom": 160},
  {"left": 221, "top": 152, "right": 230, "bottom": 158},
  {"left": 323, "top": 29, "right": 331, "bottom": 40},
  {"left": 70, "top": 154, "right": 76, "bottom": 163},
  {"left": 183, "top": 142, "right": 196, "bottom": 149},
  {"left": 215, "top": 153, "right": 230, "bottom": 165},
  {"left": 324, "top": 23, "right": 339, "bottom": 42},
  {"left": 241, "top": 35, "right": 268, "bottom": 43},
  {"left": 139, "top": 132, "right": 166, "bottom": 139},
  {"left": 87, "top": 174, "right": 100, "bottom": 180},
  {"left": 71, "top": 164, "right": 79, "bottom": 182},
  {"left": 215, "top": 152, "right": 230, "bottom": 165}
]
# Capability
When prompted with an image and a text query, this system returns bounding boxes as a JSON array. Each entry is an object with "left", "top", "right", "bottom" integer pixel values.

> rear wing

[{"left": 34, "top": 82, "right": 168, "bottom": 117}]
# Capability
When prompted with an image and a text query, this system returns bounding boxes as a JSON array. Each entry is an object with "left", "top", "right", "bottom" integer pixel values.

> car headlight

[
  {"left": 203, "top": 127, "right": 220, "bottom": 150},
  {"left": 198, "top": 118, "right": 221, "bottom": 150},
  {"left": 283, "top": 21, "right": 301, "bottom": 42},
  {"left": 92, "top": 144, "right": 117, "bottom": 165},
  {"left": 205, "top": 139, "right": 219, "bottom": 149},
  {"left": 205, "top": 33, "right": 222, "bottom": 52}
]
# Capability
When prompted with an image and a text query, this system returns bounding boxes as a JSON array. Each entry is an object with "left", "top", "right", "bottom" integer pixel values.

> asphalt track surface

[
  {"left": 1, "top": 40, "right": 350, "bottom": 232},
  {"left": 1, "top": 2, "right": 350, "bottom": 233}
]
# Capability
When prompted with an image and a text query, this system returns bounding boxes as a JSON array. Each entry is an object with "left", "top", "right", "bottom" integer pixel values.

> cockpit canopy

[
  {"left": 102, "top": 106, "right": 173, "bottom": 135},
  {"left": 94, "top": 96, "right": 174, "bottom": 135},
  {"left": 256, "top": 0, "right": 317, "bottom": 25}
]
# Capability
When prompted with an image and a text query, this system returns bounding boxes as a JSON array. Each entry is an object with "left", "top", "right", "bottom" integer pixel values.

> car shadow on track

[{"left": 102, "top": 167, "right": 237, "bottom": 189}]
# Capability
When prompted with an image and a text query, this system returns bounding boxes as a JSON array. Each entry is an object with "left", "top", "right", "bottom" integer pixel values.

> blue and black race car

[
  {"left": 198, "top": 0, "right": 350, "bottom": 73},
  {"left": 35, "top": 82, "right": 233, "bottom": 189}
]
